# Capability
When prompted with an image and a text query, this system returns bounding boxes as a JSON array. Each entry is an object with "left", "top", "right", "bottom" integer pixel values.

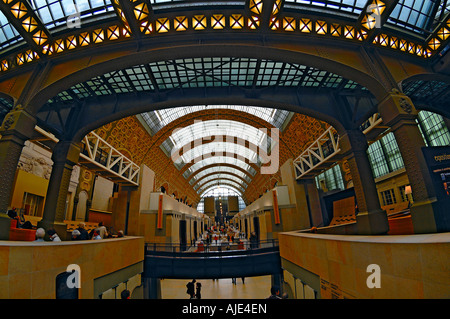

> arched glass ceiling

[
  {"left": 183, "top": 157, "right": 258, "bottom": 179},
  {"left": 284, "top": 0, "right": 367, "bottom": 15},
  {"left": 29, "top": 0, "right": 115, "bottom": 30},
  {"left": 388, "top": 0, "right": 449, "bottom": 34},
  {"left": 200, "top": 185, "right": 244, "bottom": 198},
  {"left": 173, "top": 142, "right": 263, "bottom": 170},
  {"left": 198, "top": 179, "right": 245, "bottom": 195},
  {"left": 0, "top": 11, "right": 22, "bottom": 51},
  {"left": 162, "top": 119, "right": 273, "bottom": 160},
  {"left": 140, "top": 105, "right": 291, "bottom": 135},
  {"left": 193, "top": 173, "right": 248, "bottom": 191},
  {"left": 189, "top": 166, "right": 252, "bottom": 185}
]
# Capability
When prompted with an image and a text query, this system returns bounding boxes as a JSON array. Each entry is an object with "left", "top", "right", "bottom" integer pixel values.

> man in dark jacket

[
  {"left": 76, "top": 222, "right": 90, "bottom": 240},
  {"left": 186, "top": 279, "right": 196, "bottom": 299}
]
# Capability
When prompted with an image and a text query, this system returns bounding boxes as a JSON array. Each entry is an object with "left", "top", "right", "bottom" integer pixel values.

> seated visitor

[
  {"left": 92, "top": 230, "right": 101, "bottom": 240},
  {"left": 34, "top": 228, "right": 45, "bottom": 242},
  {"left": 47, "top": 229, "right": 61, "bottom": 242},
  {"left": 76, "top": 222, "right": 90, "bottom": 240},
  {"left": 71, "top": 229, "right": 81, "bottom": 240}
]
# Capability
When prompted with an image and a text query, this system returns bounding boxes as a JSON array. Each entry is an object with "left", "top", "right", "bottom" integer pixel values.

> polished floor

[{"left": 160, "top": 276, "right": 272, "bottom": 299}]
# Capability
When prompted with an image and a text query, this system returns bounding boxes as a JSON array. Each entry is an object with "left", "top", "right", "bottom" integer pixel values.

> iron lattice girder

[
  {"left": 0, "top": 0, "right": 52, "bottom": 53},
  {"left": 79, "top": 131, "right": 140, "bottom": 186},
  {"left": 0, "top": 1, "right": 446, "bottom": 82},
  {"left": 36, "top": 85, "right": 376, "bottom": 141}
]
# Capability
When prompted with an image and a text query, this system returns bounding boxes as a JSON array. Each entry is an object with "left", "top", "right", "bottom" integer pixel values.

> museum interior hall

[{"left": 0, "top": 0, "right": 449, "bottom": 299}]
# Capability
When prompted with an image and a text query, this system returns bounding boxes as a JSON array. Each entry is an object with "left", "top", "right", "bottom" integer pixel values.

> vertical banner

[
  {"left": 157, "top": 193, "right": 164, "bottom": 229},
  {"left": 272, "top": 189, "right": 280, "bottom": 225}
]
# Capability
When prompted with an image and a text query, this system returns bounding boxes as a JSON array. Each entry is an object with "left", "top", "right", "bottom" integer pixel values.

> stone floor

[{"left": 160, "top": 275, "right": 272, "bottom": 299}]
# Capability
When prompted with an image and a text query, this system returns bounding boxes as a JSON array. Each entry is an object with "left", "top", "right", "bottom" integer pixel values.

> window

[
  {"left": 417, "top": 111, "right": 450, "bottom": 147},
  {"left": 22, "top": 192, "right": 44, "bottom": 217},
  {"left": 315, "top": 164, "right": 344, "bottom": 191},
  {"left": 380, "top": 189, "right": 397, "bottom": 206},
  {"left": 398, "top": 184, "right": 409, "bottom": 202},
  {"left": 197, "top": 186, "right": 246, "bottom": 213},
  {"left": 381, "top": 133, "right": 404, "bottom": 172},
  {"left": 367, "top": 140, "right": 390, "bottom": 178}
]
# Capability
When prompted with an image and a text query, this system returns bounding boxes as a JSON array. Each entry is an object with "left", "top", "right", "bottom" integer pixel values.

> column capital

[
  {"left": 378, "top": 89, "right": 418, "bottom": 127},
  {"left": 51, "top": 140, "right": 81, "bottom": 166},
  {"left": 339, "top": 129, "right": 368, "bottom": 158},
  {"left": 0, "top": 108, "right": 37, "bottom": 142}
]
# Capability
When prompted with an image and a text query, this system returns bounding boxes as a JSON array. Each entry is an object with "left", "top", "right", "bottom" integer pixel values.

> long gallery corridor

[
  {"left": 160, "top": 276, "right": 272, "bottom": 299},
  {"left": 0, "top": 0, "right": 449, "bottom": 301}
]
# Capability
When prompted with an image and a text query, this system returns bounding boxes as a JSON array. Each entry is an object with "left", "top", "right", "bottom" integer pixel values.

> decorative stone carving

[
  {"left": 399, "top": 98, "right": 412, "bottom": 114},
  {"left": 18, "top": 156, "right": 52, "bottom": 179}
]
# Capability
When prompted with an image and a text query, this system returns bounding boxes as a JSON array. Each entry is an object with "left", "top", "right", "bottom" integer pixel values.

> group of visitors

[
  {"left": 186, "top": 279, "right": 202, "bottom": 299},
  {"left": 32, "top": 221, "right": 124, "bottom": 242}
]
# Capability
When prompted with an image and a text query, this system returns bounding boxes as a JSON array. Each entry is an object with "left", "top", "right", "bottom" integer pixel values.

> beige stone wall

[
  {"left": 0, "top": 236, "right": 144, "bottom": 299},
  {"left": 279, "top": 232, "right": 450, "bottom": 299}
]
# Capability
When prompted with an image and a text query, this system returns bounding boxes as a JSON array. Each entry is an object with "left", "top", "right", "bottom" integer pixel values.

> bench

[{"left": 9, "top": 218, "right": 36, "bottom": 241}]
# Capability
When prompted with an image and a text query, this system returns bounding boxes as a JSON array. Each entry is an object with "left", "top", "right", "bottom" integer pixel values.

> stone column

[
  {"left": 38, "top": 141, "right": 81, "bottom": 238},
  {"left": 0, "top": 109, "right": 36, "bottom": 239},
  {"left": 378, "top": 91, "right": 439, "bottom": 233},
  {"left": 340, "top": 129, "right": 389, "bottom": 235}
]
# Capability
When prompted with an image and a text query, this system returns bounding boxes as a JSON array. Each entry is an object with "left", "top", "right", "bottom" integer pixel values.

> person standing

[
  {"left": 195, "top": 282, "right": 202, "bottom": 299},
  {"left": 186, "top": 279, "right": 196, "bottom": 299}
]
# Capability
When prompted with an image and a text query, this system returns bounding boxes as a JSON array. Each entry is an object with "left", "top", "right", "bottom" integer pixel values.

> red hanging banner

[
  {"left": 157, "top": 193, "right": 164, "bottom": 229},
  {"left": 272, "top": 189, "right": 280, "bottom": 225}
]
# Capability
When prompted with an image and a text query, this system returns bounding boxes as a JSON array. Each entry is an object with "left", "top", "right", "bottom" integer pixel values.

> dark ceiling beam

[
  {"left": 36, "top": 86, "right": 376, "bottom": 141},
  {"left": 0, "top": 0, "right": 52, "bottom": 54}
]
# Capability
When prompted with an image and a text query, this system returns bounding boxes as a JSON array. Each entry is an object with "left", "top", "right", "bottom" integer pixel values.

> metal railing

[{"left": 145, "top": 239, "right": 279, "bottom": 255}]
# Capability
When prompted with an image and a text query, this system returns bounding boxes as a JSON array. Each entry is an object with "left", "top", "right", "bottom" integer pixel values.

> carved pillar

[
  {"left": 378, "top": 91, "right": 439, "bottom": 233},
  {"left": 38, "top": 141, "right": 81, "bottom": 238},
  {"left": 340, "top": 129, "right": 389, "bottom": 235},
  {"left": 0, "top": 109, "right": 36, "bottom": 240}
]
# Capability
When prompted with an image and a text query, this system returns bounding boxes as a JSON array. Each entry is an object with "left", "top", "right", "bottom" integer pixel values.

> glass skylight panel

[
  {"left": 388, "top": 0, "right": 441, "bottom": 34},
  {"left": 173, "top": 142, "right": 262, "bottom": 169},
  {"left": 184, "top": 157, "right": 258, "bottom": 179},
  {"left": 201, "top": 186, "right": 243, "bottom": 198},
  {"left": 198, "top": 179, "right": 245, "bottom": 194},
  {"left": 166, "top": 119, "right": 272, "bottom": 155},
  {"left": 0, "top": 11, "right": 23, "bottom": 50},
  {"left": 189, "top": 166, "right": 252, "bottom": 185},
  {"left": 194, "top": 173, "right": 248, "bottom": 189},
  {"left": 284, "top": 0, "right": 367, "bottom": 15},
  {"left": 140, "top": 105, "right": 291, "bottom": 135},
  {"left": 29, "top": 0, "right": 114, "bottom": 30}
]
